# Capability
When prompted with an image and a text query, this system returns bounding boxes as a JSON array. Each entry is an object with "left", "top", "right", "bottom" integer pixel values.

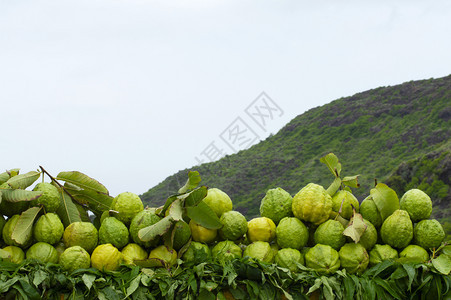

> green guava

[
  {"left": 369, "top": 244, "right": 398, "bottom": 266},
  {"left": 59, "top": 246, "right": 91, "bottom": 273},
  {"left": 414, "top": 219, "right": 445, "bottom": 250},
  {"left": 305, "top": 244, "right": 340, "bottom": 274},
  {"left": 32, "top": 182, "right": 61, "bottom": 213},
  {"left": 331, "top": 190, "right": 359, "bottom": 220},
  {"left": 243, "top": 241, "right": 275, "bottom": 263},
  {"left": 26, "top": 242, "right": 59, "bottom": 264},
  {"left": 202, "top": 188, "right": 233, "bottom": 217},
  {"left": 292, "top": 183, "right": 332, "bottom": 225},
  {"left": 358, "top": 219, "right": 378, "bottom": 251},
  {"left": 246, "top": 217, "right": 276, "bottom": 243},
  {"left": 129, "top": 209, "right": 161, "bottom": 248},
  {"left": 359, "top": 196, "right": 382, "bottom": 228},
  {"left": 259, "top": 187, "right": 293, "bottom": 224},
  {"left": 274, "top": 248, "right": 304, "bottom": 273},
  {"left": 380, "top": 210, "right": 413, "bottom": 249},
  {"left": 91, "top": 243, "right": 123, "bottom": 271},
  {"left": 211, "top": 240, "right": 242, "bottom": 263},
  {"left": 99, "top": 217, "right": 129, "bottom": 249},
  {"left": 314, "top": 219, "right": 346, "bottom": 251},
  {"left": 1, "top": 246, "right": 25, "bottom": 264},
  {"left": 63, "top": 222, "right": 98, "bottom": 253},
  {"left": 33, "top": 213, "right": 64, "bottom": 245},
  {"left": 339, "top": 243, "right": 369, "bottom": 274},
  {"left": 219, "top": 211, "right": 248, "bottom": 241},
  {"left": 276, "top": 217, "right": 309, "bottom": 250},
  {"left": 399, "top": 245, "right": 429, "bottom": 263},
  {"left": 111, "top": 192, "right": 144, "bottom": 225},
  {"left": 182, "top": 241, "right": 212, "bottom": 266},
  {"left": 148, "top": 245, "right": 177, "bottom": 268},
  {"left": 121, "top": 243, "right": 148, "bottom": 265},
  {"left": 3, "top": 215, "right": 32, "bottom": 248},
  {"left": 400, "top": 189, "right": 432, "bottom": 222},
  {"left": 172, "top": 221, "right": 191, "bottom": 251}
]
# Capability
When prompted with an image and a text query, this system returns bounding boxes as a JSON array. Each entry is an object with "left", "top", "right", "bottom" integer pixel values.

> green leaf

[
  {"left": 370, "top": 183, "right": 400, "bottom": 221},
  {"left": 56, "top": 191, "right": 82, "bottom": 227},
  {"left": 64, "top": 184, "right": 113, "bottom": 215},
  {"left": 1, "top": 189, "right": 42, "bottom": 202},
  {"left": 6, "top": 171, "right": 41, "bottom": 189},
  {"left": 168, "top": 199, "right": 183, "bottom": 221},
  {"left": 138, "top": 215, "right": 174, "bottom": 242},
  {"left": 342, "top": 210, "right": 367, "bottom": 243},
  {"left": 320, "top": 153, "right": 342, "bottom": 177},
  {"left": 56, "top": 171, "right": 109, "bottom": 194},
  {"left": 185, "top": 201, "right": 222, "bottom": 229},
  {"left": 0, "top": 168, "right": 20, "bottom": 184},
  {"left": 82, "top": 273, "right": 96, "bottom": 290},
  {"left": 432, "top": 254, "right": 451, "bottom": 275},
  {"left": 342, "top": 175, "right": 360, "bottom": 188},
  {"left": 178, "top": 171, "right": 202, "bottom": 194},
  {"left": 402, "top": 263, "right": 416, "bottom": 291},
  {"left": 125, "top": 274, "right": 142, "bottom": 298},
  {"left": 75, "top": 203, "right": 90, "bottom": 222},
  {"left": 184, "top": 186, "right": 208, "bottom": 207},
  {"left": 11, "top": 206, "right": 42, "bottom": 245},
  {"left": 326, "top": 177, "right": 342, "bottom": 197}
]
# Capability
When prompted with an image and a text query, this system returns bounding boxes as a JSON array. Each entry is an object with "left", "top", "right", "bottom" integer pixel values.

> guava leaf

[
  {"left": 11, "top": 206, "right": 42, "bottom": 245},
  {"left": 342, "top": 175, "right": 360, "bottom": 188},
  {"left": 0, "top": 168, "right": 20, "bottom": 184},
  {"left": 56, "top": 171, "right": 109, "bottom": 195},
  {"left": 370, "top": 183, "right": 400, "bottom": 221},
  {"left": 342, "top": 210, "right": 367, "bottom": 243},
  {"left": 320, "top": 153, "right": 342, "bottom": 177},
  {"left": 0, "top": 189, "right": 42, "bottom": 202},
  {"left": 168, "top": 199, "right": 183, "bottom": 221},
  {"left": 75, "top": 203, "right": 90, "bottom": 222},
  {"left": 184, "top": 186, "right": 208, "bottom": 207},
  {"left": 138, "top": 215, "right": 174, "bottom": 242},
  {"left": 56, "top": 190, "right": 82, "bottom": 227},
  {"left": 185, "top": 201, "right": 222, "bottom": 229},
  {"left": 178, "top": 171, "right": 202, "bottom": 194},
  {"left": 64, "top": 184, "right": 113, "bottom": 215},
  {"left": 432, "top": 254, "right": 451, "bottom": 275},
  {"left": 0, "top": 248, "right": 11, "bottom": 260},
  {"left": 6, "top": 171, "right": 41, "bottom": 189},
  {"left": 326, "top": 177, "right": 342, "bottom": 197},
  {"left": 442, "top": 245, "right": 451, "bottom": 256}
]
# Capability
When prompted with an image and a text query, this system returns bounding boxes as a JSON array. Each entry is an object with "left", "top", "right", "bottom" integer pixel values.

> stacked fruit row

[{"left": 1, "top": 175, "right": 448, "bottom": 276}]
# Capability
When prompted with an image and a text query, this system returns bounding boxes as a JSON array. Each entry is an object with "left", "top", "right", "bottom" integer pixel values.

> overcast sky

[{"left": 1, "top": 0, "right": 450, "bottom": 197}]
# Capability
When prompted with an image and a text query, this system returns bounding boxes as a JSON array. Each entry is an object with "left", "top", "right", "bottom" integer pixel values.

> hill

[{"left": 141, "top": 75, "right": 451, "bottom": 230}]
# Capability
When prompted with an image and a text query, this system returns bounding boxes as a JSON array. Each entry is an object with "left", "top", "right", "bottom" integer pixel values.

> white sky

[{"left": 1, "top": 0, "right": 450, "bottom": 197}]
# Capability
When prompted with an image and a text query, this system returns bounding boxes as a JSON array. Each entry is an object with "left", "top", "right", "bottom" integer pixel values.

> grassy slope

[{"left": 141, "top": 75, "right": 451, "bottom": 222}]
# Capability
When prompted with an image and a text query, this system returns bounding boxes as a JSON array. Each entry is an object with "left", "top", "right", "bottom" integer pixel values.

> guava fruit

[
  {"left": 148, "top": 245, "right": 177, "bottom": 268},
  {"left": 369, "top": 244, "right": 398, "bottom": 266},
  {"left": 358, "top": 219, "right": 378, "bottom": 251},
  {"left": 339, "top": 243, "right": 369, "bottom": 274},
  {"left": 331, "top": 190, "right": 359, "bottom": 220},
  {"left": 276, "top": 217, "right": 309, "bottom": 250},
  {"left": 3, "top": 215, "right": 32, "bottom": 248},
  {"left": 59, "top": 246, "right": 91, "bottom": 273},
  {"left": 182, "top": 241, "right": 211, "bottom": 266},
  {"left": 33, "top": 213, "right": 64, "bottom": 245},
  {"left": 400, "top": 189, "right": 432, "bottom": 222},
  {"left": 111, "top": 192, "right": 144, "bottom": 225},
  {"left": 314, "top": 219, "right": 346, "bottom": 251},
  {"left": 129, "top": 209, "right": 161, "bottom": 248},
  {"left": 359, "top": 196, "right": 382, "bottom": 228},
  {"left": 292, "top": 183, "right": 332, "bottom": 225},
  {"left": 305, "top": 244, "right": 340, "bottom": 274},
  {"left": 26, "top": 242, "right": 59, "bottom": 264},
  {"left": 99, "top": 217, "right": 129, "bottom": 249},
  {"left": 1, "top": 246, "right": 25, "bottom": 264},
  {"left": 211, "top": 240, "right": 242, "bottom": 263},
  {"left": 414, "top": 219, "right": 445, "bottom": 250},
  {"left": 63, "top": 222, "right": 98, "bottom": 253},
  {"left": 91, "top": 243, "right": 123, "bottom": 271},
  {"left": 31, "top": 182, "right": 60, "bottom": 213},
  {"left": 380, "top": 210, "right": 413, "bottom": 249},
  {"left": 121, "top": 243, "right": 148, "bottom": 265},
  {"left": 274, "top": 248, "right": 304, "bottom": 272},
  {"left": 172, "top": 221, "right": 191, "bottom": 251},
  {"left": 246, "top": 217, "right": 276, "bottom": 243},
  {"left": 219, "top": 211, "right": 248, "bottom": 241},
  {"left": 189, "top": 220, "right": 217, "bottom": 244},
  {"left": 202, "top": 188, "right": 233, "bottom": 217},
  {"left": 399, "top": 245, "right": 429, "bottom": 263},
  {"left": 243, "top": 241, "right": 275, "bottom": 263},
  {"left": 259, "top": 187, "right": 293, "bottom": 224}
]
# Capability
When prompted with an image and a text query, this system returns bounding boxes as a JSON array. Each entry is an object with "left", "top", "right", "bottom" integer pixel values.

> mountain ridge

[{"left": 141, "top": 75, "right": 451, "bottom": 233}]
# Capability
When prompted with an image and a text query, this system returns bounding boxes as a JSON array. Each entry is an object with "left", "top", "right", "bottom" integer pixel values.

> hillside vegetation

[{"left": 141, "top": 75, "right": 451, "bottom": 228}]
